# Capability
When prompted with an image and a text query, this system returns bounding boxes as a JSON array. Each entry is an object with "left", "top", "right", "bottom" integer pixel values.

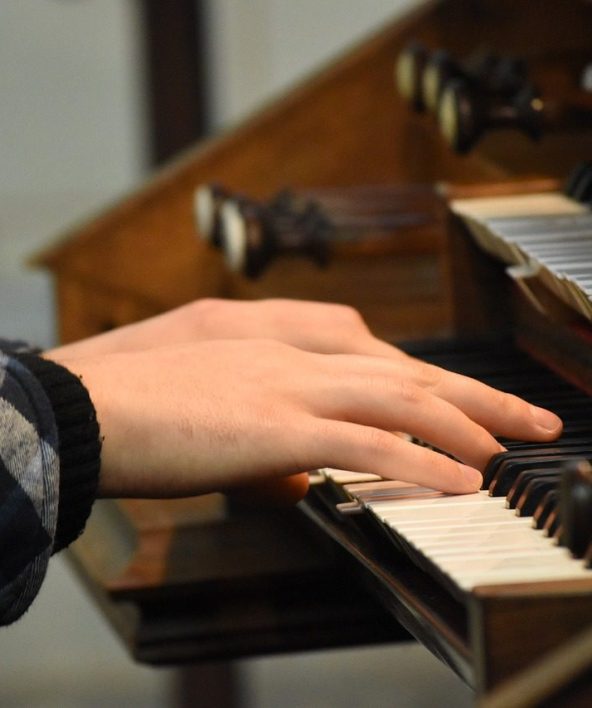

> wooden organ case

[{"left": 36, "top": 0, "right": 592, "bottom": 704}]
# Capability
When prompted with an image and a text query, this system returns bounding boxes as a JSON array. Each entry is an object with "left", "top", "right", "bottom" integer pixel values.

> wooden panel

[
  {"left": 470, "top": 589, "right": 592, "bottom": 693},
  {"left": 444, "top": 179, "right": 561, "bottom": 338},
  {"left": 36, "top": 0, "right": 512, "bottom": 326},
  {"left": 37, "top": 1, "right": 592, "bottom": 340},
  {"left": 69, "top": 495, "right": 408, "bottom": 664},
  {"left": 54, "top": 276, "right": 163, "bottom": 343},
  {"left": 481, "top": 624, "right": 592, "bottom": 708},
  {"left": 37, "top": 0, "right": 592, "bottom": 682}
]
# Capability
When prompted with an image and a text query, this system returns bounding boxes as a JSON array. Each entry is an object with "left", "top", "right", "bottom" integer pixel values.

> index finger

[{"left": 408, "top": 361, "right": 563, "bottom": 441}]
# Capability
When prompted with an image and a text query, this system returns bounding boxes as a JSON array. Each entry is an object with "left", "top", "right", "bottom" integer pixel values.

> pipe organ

[{"left": 36, "top": 1, "right": 592, "bottom": 703}]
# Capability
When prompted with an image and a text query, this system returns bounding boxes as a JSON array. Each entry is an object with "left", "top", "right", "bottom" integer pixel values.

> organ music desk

[{"left": 35, "top": 1, "right": 592, "bottom": 703}]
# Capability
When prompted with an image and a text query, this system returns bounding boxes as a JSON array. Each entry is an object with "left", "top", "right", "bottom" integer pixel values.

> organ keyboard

[
  {"left": 327, "top": 481, "right": 590, "bottom": 591},
  {"left": 450, "top": 188, "right": 592, "bottom": 321},
  {"left": 302, "top": 340, "right": 592, "bottom": 695}
]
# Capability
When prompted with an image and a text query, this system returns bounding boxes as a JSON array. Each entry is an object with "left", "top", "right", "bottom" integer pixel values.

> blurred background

[{"left": 0, "top": 1, "right": 472, "bottom": 705}]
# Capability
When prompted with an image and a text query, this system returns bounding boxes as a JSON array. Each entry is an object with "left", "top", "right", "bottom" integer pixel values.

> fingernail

[
  {"left": 458, "top": 463, "right": 482, "bottom": 490},
  {"left": 531, "top": 405, "right": 562, "bottom": 432}
]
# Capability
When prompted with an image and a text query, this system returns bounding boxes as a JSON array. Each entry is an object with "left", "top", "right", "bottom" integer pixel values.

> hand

[
  {"left": 47, "top": 298, "right": 408, "bottom": 503},
  {"left": 47, "top": 298, "right": 409, "bottom": 360},
  {"left": 46, "top": 338, "right": 562, "bottom": 500}
]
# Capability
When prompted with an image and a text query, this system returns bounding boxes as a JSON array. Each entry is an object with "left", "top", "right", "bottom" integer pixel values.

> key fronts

[
  {"left": 338, "top": 341, "right": 592, "bottom": 593},
  {"left": 419, "top": 342, "right": 592, "bottom": 561}
]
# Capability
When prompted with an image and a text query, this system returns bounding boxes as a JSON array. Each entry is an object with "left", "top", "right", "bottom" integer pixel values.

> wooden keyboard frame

[{"left": 303, "top": 471, "right": 592, "bottom": 694}]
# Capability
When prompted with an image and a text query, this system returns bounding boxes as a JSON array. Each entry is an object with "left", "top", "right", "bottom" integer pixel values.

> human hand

[
  {"left": 43, "top": 299, "right": 410, "bottom": 504},
  {"left": 46, "top": 338, "right": 562, "bottom": 501},
  {"left": 45, "top": 298, "right": 408, "bottom": 503},
  {"left": 47, "top": 298, "right": 409, "bottom": 361}
]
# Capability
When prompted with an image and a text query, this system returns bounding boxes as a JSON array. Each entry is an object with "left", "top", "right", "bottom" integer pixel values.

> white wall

[
  {"left": 0, "top": 0, "right": 146, "bottom": 196},
  {"left": 206, "top": 0, "right": 420, "bottom": 128},
  {"left": 0, "top": 0, "right": 148, "bottom": 348}
]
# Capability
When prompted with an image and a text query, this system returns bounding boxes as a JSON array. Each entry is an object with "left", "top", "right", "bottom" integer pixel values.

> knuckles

[
  {"left": 409, "top": 361, "right": 443, "bottom": 390},
  {"left": 185, "top": 297, "right": 228, "bottom": 329},
  {"left": 394, "top": 379, "right": 425, "bottom": 407},
  {"left": 360, "top": 427, "right": 399, "bottom": 457}
]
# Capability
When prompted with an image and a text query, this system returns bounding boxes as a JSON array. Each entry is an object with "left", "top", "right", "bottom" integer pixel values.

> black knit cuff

[{"left": 14, "top": 353, "right": 102, "bottom": 553}]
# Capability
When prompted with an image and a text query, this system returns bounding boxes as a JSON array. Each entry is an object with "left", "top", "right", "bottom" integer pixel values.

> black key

[
  {"left": 502, "top": 430, "right": 592, "bottom": 450},
  {"left": 560, "top": 460, "right": 592, "bottom": 558},
  {"left": 571, "top": 164, "right": 592, "bottom": 203},
  {"left": 564, "top": 161, "right": 592, "bottom": 198},
  {"left": 485, "top": 450, "right": 548, "bottom": 487},
  {"left": 515, "top": 475, "right": 561, "bottom": 517},
  {"left": 543, "top": 401, "right": 592, "bottom": 416},
  {"left": 544, "top": 506, "right": 561, "bottom": 539},
  {"left": 506, "top": 469, "right": 561, "bottom": 509},
  {"left": 503, "top": 430, "right": 592, "bottom": 449},
  {"left": 557, "top": 422, "right": 592, "bottom": 437},
  {"left": 534, "top": 489, "right": 559, "bottom": 530},
  {"left": 485, "top": 446, "right": 592, "bottom": 491},
  {"left": 490, "top": 454, "right": 592, "bottom": 498}
]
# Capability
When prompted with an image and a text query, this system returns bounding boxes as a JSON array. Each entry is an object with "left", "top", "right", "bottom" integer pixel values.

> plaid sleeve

[
  {"left": 0, "top": 346, "right": 101, "bottom": 626},
  {"left": 0, "top": 339, "right": 41, "bottom": 355},
  {"left": 0, "top": 351, "right": 59, "bottom": 625}
]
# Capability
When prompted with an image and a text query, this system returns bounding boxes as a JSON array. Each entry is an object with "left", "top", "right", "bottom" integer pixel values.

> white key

[
  {"left": 408, "top": 528, "right": 552, "bottom": 551},
  {"left": 321, "top": 467, "right": 383, "bottom": 485},
  {"left": 346, "top": 483, "right": 592, "bottom": 591},
  {"left": 455, "top": 563, "right": 592, "bottom": 591}
]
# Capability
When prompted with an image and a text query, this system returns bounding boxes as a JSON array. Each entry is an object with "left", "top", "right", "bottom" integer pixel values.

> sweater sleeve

[{"left": 0, "top": 346, "right": 101, "bottom": 625}]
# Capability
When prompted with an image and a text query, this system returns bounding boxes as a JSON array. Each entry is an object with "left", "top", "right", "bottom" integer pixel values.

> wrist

[{"left": 16, "top": 353, "right": 102, "bottom": 552}]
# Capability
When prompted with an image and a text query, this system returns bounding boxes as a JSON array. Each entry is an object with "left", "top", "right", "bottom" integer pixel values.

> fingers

[
  {"left": 227, "top": 473, "right": 310, "bottom": 506},
  {"left": 313, "top": 351, "right": 561, "bottom": 444},
  {"left": 292, "top": 308, "right": 561, "bottom": 443},
  {"left": 309, "top": 369, "right": 504, "bottom": 471},
  {"left": 304, "top": 420, "right": 482, "bottom": 494},
  {"left": 402, "top": 360, "right": 563, "bottom": 441}
]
